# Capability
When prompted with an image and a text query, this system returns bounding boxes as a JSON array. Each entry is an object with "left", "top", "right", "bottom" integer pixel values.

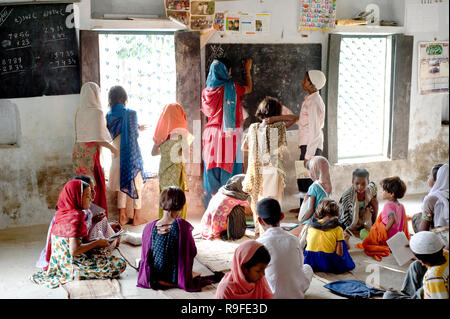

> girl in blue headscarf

[
  {"left": 201, "top": 57, "right": 253, "bottom": 208},
  {"left": 106, "top": 85, "right": 147, "bottom": 226}
]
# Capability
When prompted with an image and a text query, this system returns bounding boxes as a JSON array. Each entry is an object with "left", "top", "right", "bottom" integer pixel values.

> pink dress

[
  {"left": 381, "top": 201, "right": 406, "bottom": 239},
  {"left": 201, "top": 193, "right": 248, "bottom": 240}
]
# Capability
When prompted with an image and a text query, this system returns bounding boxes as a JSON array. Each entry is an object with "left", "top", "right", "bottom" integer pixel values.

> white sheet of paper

[{"left": 386, "top": 232, "right": 415, "bottom": 266}]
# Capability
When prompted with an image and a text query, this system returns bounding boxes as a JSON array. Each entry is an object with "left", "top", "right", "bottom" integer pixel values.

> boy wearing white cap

[
  {"left": 384, "top": 231, "right": 448, "bottom": 299},
  {"left": 265, "top": 70, "right": 327, "bottom": 208}
]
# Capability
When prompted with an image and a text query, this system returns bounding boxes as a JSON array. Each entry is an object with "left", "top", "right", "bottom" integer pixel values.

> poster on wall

[
  {"left": 298, "top": 0, "right": 336, "bottom": 31},
  {"left": 165, "top": 0, "right": 216, "bottom": 30},
  {"left": 418, "top": 41, "right": 449, "bottom": 95}
]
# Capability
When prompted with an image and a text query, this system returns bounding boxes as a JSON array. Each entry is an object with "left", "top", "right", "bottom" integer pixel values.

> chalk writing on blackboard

[{"left": 0, "top": 3, "right": 80, "bottom": 98}]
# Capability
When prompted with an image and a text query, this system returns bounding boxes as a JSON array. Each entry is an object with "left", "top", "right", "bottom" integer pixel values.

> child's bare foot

[
  {"left": 132, "top": 209, "right": 147, "bottom": 226},
  {"left": 119, "top": 209, "right": 130, "bottom": 226}
]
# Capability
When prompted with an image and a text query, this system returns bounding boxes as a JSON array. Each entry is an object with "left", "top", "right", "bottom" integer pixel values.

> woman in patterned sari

[
  {"left": 30, "top": 180, "right": 126, "bottom": 289},
  {"left": 72, "top": 82, "right": 119, "bottom": 217},
  {"left": 151, "top": 103, "right": 192, "bottom": 220}
]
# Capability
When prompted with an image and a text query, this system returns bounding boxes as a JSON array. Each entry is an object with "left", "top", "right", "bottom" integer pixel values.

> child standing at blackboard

[{"left": 265, "top": 70, "right": 327, "bottom": 208}]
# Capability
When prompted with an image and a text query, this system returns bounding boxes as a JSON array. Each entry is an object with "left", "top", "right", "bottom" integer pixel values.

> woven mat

[
  {"left": 194, "top": 236, "right": 251, "bottom": 272},
  {"left": 62, "top": 279, "right": 124, "bottom": 299}
]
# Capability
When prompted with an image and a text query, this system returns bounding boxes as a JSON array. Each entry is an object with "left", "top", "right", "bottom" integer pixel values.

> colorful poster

[
  {"left": 226, "top": 16, "right": 240, "bottom": 32},
  {"left": 298, "top": 0, "right": 336, "bottom": 31},
  {"left": 240, "top": 13, "right": 255, "bottom": 35},
  {"left": 418, "top": 42, "right": 449, "bottom": 94},
  {"left": 255, "top": 13, "right": 270, "bottom": 32},
  {"left": 214, "top": 12, "right": 225, "bottom": 31}
]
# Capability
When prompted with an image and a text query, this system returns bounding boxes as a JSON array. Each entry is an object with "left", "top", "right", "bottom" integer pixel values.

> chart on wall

[
  {"left": 298, "top": 0, "right": 336, "bottom": 31},
  {"left": 0, "top": 3, "right": 80, "bottom": 99},
  {"left": 418, "top": 41, "right": 449, "bottom": 95}
]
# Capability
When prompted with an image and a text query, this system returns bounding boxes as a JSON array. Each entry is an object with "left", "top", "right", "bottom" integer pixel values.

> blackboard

[
  {"left": 0, "top": 3, "right": 80, "bottom": 98},
  {"left": 205, "top": 43, "right": 321, "bottom": 129}
]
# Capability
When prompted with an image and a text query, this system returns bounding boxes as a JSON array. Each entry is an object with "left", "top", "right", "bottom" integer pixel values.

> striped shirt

[{"left": 423, "top": 250, "right": 449, "bottom": 299}]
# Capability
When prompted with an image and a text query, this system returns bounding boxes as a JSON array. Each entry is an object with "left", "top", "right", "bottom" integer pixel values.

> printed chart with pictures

[
  {"left": 221, "top": 12, "right": 270, "bottom": 34},
  {"left": 298, "top": 0, "right": 336, "bottom": 31},
  {"left": 190, "top": 1, "right": 215, "bottom": 30},
  {"left": 0, "top": 4, "right": 80, "bottom": 98},
  {"left": 418, "top": 42, "right": 449, "bottom": 94},
  {"left": 165, "top": 0, "right": 191, "bottom": 26}
]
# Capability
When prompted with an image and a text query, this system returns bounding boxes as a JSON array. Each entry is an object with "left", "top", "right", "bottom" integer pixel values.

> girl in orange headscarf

[
  {"left": 152, "top": 103, "right": 192, "bottom": 219},
  {"left": 215, "top": 240, "right": 273, "bottom": 299}
]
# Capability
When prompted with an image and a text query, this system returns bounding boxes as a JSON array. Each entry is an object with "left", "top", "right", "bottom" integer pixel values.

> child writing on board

[{"left": 264, "top": 70, "right": 326, "bottom": 208}]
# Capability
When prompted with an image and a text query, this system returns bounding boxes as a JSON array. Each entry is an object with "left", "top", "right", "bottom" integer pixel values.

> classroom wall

[
  {"left": 0, "top": 0, "right": 448, "bottom": 229},
  {"left": 210, "top": 0, "right": 449, "bottom": 200}
]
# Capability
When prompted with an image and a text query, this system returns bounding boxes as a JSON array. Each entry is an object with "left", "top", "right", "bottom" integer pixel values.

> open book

[
  {"left": 386, "top": 232, "right": 415, "bottom": 266},
  {"left": 107, "top": 229, "right": 124, "bottom": 242}
]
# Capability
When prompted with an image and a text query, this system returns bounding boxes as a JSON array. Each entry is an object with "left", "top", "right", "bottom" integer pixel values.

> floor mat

[
  {"left": 62, "top": 279, "right": 124, "bottom": 299},
  {"left": 194, "top": 236, "right": 250, "bottom": 272}
]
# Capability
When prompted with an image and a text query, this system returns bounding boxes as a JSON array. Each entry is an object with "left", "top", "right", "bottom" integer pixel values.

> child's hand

[{"left": 92, "top": 212, "right": 106, "bottom": 224}]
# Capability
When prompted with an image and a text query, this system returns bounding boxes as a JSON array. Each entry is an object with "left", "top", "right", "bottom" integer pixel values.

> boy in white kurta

[{"left": 256, "top": 198, "right": 313, "bottom": 298}]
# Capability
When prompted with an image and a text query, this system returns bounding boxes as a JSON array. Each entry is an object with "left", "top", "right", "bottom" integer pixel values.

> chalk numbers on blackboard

[
  {"left": 1, "top": 57, "right": 24, "bottom": 75},
  {"left": 44, "top": 25, "right": 66, "bottom": 42},
  {"left": 50, "top": 50, "right": 76, "bottom": 69}
]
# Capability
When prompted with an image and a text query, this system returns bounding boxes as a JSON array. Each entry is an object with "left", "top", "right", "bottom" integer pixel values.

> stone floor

[{"left": 0, "top": 194, "right": 424, "bottom": 299}]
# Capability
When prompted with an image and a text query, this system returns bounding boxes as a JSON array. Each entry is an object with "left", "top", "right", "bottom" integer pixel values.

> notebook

[
  {"left": 386, "top": 232, "right": 415, "bottom": 266},
  {"left": 295, "top": 160, "right": 310, "bottom": 179}
]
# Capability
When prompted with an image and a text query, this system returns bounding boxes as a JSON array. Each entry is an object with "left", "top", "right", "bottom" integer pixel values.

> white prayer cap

[
  {"left": 307, "top": 70, "right": 326, "bottom": 90},
  {"left": 410, "top": 231, "right": 444, "bottom": 255}
]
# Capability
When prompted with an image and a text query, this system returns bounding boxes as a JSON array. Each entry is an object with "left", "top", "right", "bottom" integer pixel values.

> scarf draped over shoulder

[
  {"left": 106, "top": 103, "right": 146, "bottom": 199},
  {"left": 45, "top": 180, "right": 88, "bottom": 270},
  {"left": 75, "top": 82, "right": 112, "bottom": 143}
]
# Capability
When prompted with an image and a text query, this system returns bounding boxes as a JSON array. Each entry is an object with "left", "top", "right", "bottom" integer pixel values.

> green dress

[
  {"left": 158, "top": 135, "right": 188, "bottom": 219},
  {"left": 31, "top": 235, "right": 126, "bottom": 289}
]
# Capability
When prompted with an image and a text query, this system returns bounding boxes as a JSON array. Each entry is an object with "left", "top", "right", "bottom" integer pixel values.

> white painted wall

[{"left": 0, "top": 0, "right": 448, "bottom": 229}]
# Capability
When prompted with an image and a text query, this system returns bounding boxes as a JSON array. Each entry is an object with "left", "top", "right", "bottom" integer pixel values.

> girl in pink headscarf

[
  {"left": 215, "top": 240, "right": 273, "bottom": 299},
  {"left": 290, "top": 155, "right": 332, "bottom": 237}
]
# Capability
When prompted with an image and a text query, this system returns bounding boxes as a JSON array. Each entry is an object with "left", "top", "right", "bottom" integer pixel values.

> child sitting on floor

[
  {"left": 356, "top": 176, "right": 410, "bottom": 261},
  {"left": 215, "top": 240, "right": 274, "bottom": 299},
  {"left": 137, "top": 186, "right": 222, "bottom": 291},
  {"left": 256, "top": 198, "right": 313, "bottom": 298},
  {"left": 290, "top": 155, "right": 332, "bottom": 237},
  {"left": 302, "top": 199, "right": 355, "bottom": 274},
  {"left": 384, "top": 231, "right": 448, "bottom": 299}
]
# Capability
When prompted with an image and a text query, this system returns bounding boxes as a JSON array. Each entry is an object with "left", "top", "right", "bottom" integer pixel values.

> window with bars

[
  {"left": 327, "top": 33, "right": 413, "bottom": 164},
  {"left": 337, "top": 36, "right": 392, "bottom": 161},
  {"left": 98, "top": 33, "right": 176, "bottom": 176}
]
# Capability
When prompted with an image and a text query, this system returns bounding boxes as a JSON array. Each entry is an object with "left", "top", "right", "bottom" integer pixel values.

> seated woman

[
  {"left": 413, "top": 164, "right": 449, "bottom": 232},
  {"left": 137, "top": 186, "right": 222, "bottom": 291},
  {"left": 242, "top": 96, "right": 288, "bottom": 235},
  {"left": 36, "top": 175, "right": 121, "bottom": 270},
  {"left": 151, "top": 103, "right": 192, "bottom": 220},
  {"left": 338, "top": 168, "right": 378, "bottom": 239},
  {"left": 31, "top": 180, "right": 126, "bottom": 288},
  {"left": 201, "top": 174, "right": 250, "bottom": 240},
  {"left": 215, "top": 240, "right": 273, "bottom": 299},
  {"left": 302, "top": 199, "right": 355, "bottom": 274}
]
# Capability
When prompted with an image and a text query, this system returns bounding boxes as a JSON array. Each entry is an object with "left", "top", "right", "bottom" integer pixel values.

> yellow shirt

[
  {"left": 305, "top": 219, "right": 344, "bottom": 254},
  {"left": 423, "top": 250, "right": 449, "bottom": 299}
]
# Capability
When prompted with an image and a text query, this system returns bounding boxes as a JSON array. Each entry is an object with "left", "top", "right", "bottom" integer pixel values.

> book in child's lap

[{"left": 386, "top": 232, "right": 415, "bottom": 266}]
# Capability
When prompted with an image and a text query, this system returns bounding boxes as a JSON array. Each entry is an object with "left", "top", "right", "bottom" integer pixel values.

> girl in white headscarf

[
  {"left": 72, "top": 82, "right": 119, "bottom": 217},
  {"left": 418, "top": 163, "right": 449, "bottom": 231}
]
